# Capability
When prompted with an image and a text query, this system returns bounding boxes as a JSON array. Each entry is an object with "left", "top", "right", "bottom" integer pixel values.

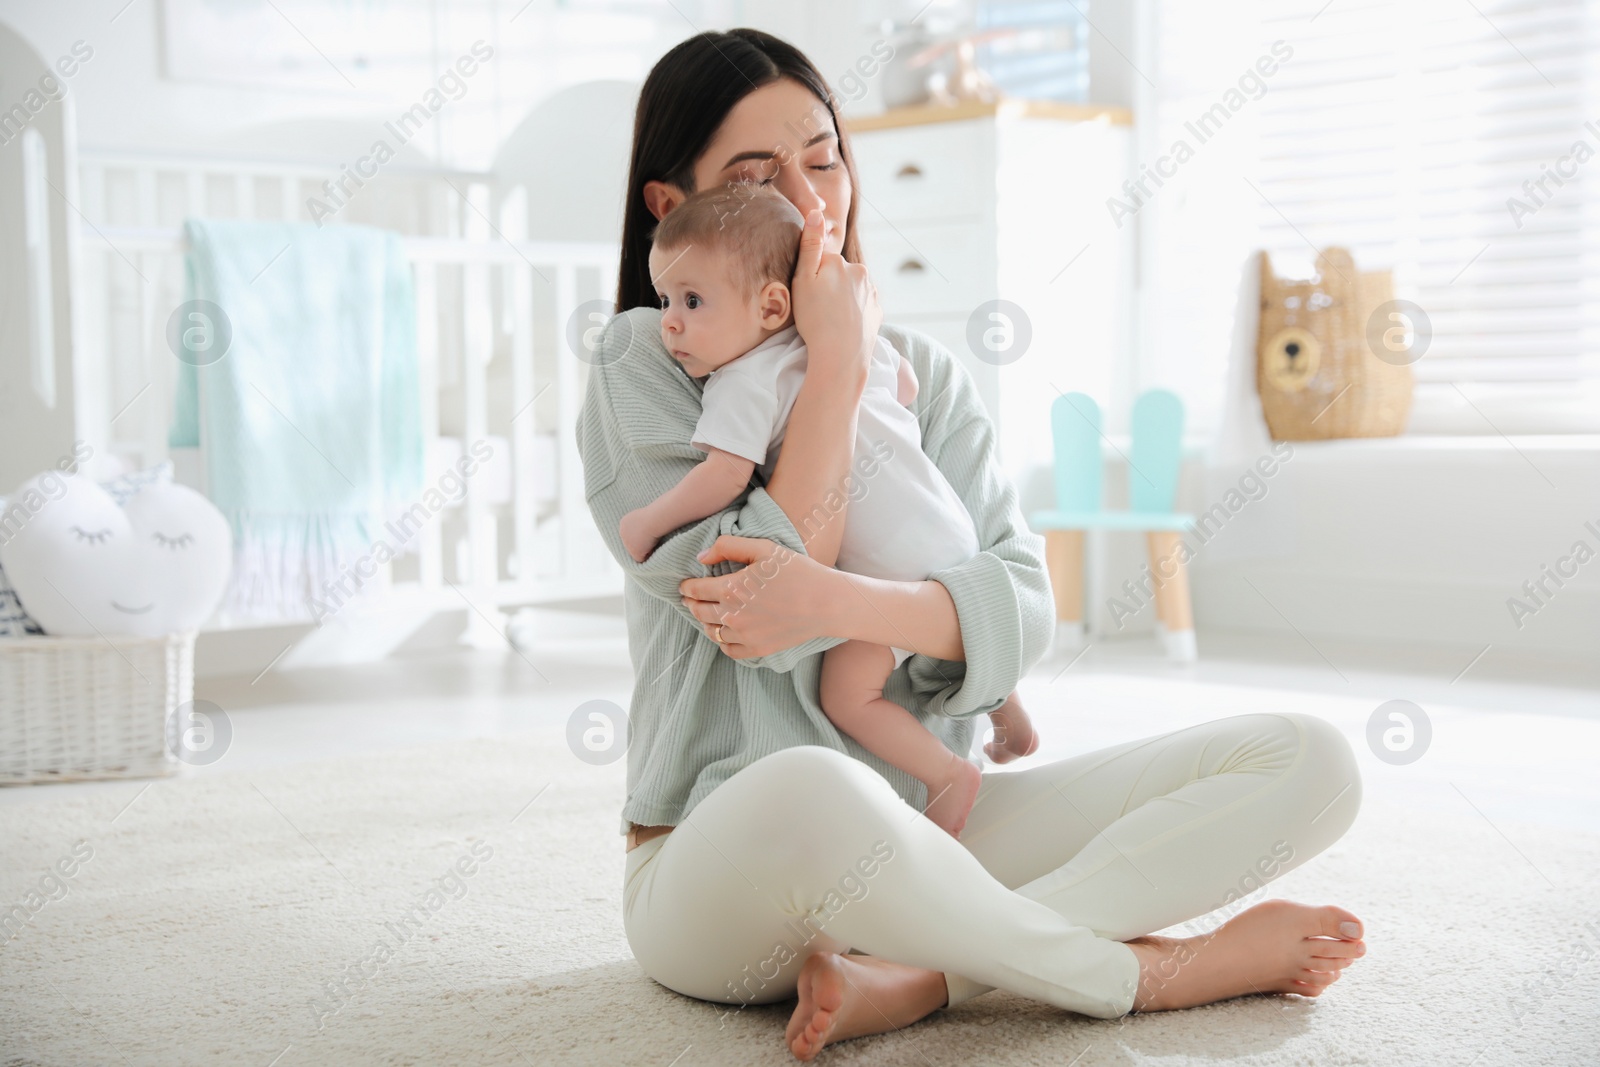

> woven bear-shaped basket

[{"left": 1257, "top": 248, "right": 1413, "bottom": 440}]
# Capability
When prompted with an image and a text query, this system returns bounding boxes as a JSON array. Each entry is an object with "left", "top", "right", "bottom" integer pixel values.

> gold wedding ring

[{"left": 712, "top": 623, "right": 725, "bottom": 644}]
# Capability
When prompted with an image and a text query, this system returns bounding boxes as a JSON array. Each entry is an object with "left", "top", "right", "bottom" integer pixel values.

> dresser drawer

[
  {"left": 859, "top": 220, "right": 996, "bottom": 318},
  {"left": 849, "top": 120, "right": 993, "bottom": 227}
]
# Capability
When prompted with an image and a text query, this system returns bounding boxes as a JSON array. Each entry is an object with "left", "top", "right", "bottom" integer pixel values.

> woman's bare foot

[
  {"left": 983, "top": 693, "right": 1040, "bottom": 764},
  {"left": 1125, "top": 899, "right": 1366, "bottom": 1011},
  {"left": 922, "top": 755, "right": 982, "bottom": 838},
  {"left": 785, "top": 953, "right": 947, "bottom": 1062}
]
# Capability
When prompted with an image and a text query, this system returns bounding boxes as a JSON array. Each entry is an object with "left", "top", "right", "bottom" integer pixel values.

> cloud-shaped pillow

[{"left": 0, "top": 473, "right": 231, "bottom": 637}]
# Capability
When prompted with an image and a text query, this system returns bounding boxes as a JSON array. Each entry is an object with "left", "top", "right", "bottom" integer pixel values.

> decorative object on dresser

[
  {"left": 878, "top": 21, "right": 937, "bottom": 109},
  {"left": 1257, "top": 248, "right": 1414, "bottom": 440},
  {"left": 902, "top": 30, "right": 1014, "bottom": 107},
  {"left": 844, "top": 99, "right": 1133, "bottom": 486}
]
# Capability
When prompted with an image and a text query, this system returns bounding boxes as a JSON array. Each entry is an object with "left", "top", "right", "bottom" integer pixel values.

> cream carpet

[{"left": 2, "top": 731, "right": 1596, "bottom": 1066}]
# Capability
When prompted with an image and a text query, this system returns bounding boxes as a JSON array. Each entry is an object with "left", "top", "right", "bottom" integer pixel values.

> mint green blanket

[{"left": 170, "top": 219, "right": 423, "bottom": 618}]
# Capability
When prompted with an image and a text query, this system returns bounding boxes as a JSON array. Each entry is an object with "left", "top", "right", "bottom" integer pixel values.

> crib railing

[{"left": 70, "top": 151, "right": 624, "bottom": 633}]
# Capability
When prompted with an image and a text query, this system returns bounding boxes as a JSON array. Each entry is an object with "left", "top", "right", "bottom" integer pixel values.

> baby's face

[{"left": 649, "top": 242, "right": 769, "bottom": 379}]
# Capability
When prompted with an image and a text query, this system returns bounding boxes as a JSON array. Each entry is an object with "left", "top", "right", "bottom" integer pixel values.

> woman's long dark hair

[{"left": 615, "top": 29, "right": 864, "bottom": 313}]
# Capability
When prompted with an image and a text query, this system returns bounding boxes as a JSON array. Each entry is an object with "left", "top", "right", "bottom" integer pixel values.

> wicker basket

[
  {"left": 0, "top": 631, "right": 196, "bottom": 784},
  {"left": 1257, "top": 248, "right": 1413, "bottom": 439}
]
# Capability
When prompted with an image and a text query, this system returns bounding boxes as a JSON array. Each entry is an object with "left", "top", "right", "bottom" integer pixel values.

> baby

[{"left": 620, "top": 185, "right": 1039, "bottom": 837}]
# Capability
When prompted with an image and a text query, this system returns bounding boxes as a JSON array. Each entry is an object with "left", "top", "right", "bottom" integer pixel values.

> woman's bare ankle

[{"left": 1125, "top": 900, "right": 1367, "bottom": 1012}]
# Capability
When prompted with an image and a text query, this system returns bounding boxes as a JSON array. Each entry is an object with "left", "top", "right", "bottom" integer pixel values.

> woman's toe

[
  {"left": 1312, "top": 905, "right": 1363, "bottom": 941},
  {"left": 1309, "top": 954, "right": 1355, "bottom": 970},
  {"left": 1309, "top": 939, "right": 1364, "bottom": 961},
  {"left": 1291, "top": 970, "right": 1339, "bottom": 995}
]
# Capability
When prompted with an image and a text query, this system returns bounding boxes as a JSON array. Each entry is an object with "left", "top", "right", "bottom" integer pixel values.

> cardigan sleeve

[
  {"left": 884, "top": 323, "right": 1056, "bottom": 720},
  {"left": 577, "top": 306, "right": 845, "bottom": 674}
]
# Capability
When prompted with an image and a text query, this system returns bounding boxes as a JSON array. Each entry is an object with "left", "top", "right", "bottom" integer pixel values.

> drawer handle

[
  {"left": 894, "top": 163, "right": 924, "bottom": 180},
  {"left": 897, "top": 258, "right": 926, "bottom": 274}
]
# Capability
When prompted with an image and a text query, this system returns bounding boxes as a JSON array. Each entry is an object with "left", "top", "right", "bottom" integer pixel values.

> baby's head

[{"left": 648, "top": 185, "right": 804, "bottom": 378}]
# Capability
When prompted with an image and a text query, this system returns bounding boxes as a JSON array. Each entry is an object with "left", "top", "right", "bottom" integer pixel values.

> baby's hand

[{"left": 619, "top": 508, "right": 659, "bottom": 563}]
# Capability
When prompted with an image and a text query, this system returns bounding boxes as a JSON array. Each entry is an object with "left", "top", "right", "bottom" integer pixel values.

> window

[
  {"left": 1144, "top": 0, "right": 1600, "bottom": 435},
  {"left": 976, "top": 0, "right": 1092, "bottom": 103}
]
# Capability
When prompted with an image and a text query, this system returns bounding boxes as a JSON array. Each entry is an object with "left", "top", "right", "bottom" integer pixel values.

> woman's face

[{"left": 644, "top": 78, "right": 851, "bottom": 257}]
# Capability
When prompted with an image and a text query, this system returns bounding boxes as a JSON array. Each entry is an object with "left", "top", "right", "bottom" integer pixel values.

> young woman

[{"left": 576, "top": 28, "right": 1366, "bottom": 1063}]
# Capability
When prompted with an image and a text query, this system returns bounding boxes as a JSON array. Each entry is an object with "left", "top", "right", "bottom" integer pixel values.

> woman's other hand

[
  {"left": 677, "top": 534, "right": 842, "bottom": 658},
  {"left": 790, "top": 208, "right": 879, "bottom": 385}
]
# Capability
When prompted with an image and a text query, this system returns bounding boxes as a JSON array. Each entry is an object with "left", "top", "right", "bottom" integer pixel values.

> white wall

[
  {"left": 0, "top": 1, "right": 904, "bottom": 167},
  {"left": 1011, "top": 440, "right": 1600, "bottom": 661},
  {"left": 1182, "top": 440, "right": 1600, "bottom": 659},
  {"left": 0, "top": 0, "right": 912, "bottom": 249}
]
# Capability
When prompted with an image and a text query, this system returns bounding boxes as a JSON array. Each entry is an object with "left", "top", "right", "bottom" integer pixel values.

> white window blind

[{"left": 1254, "top": 0, "right": 1600, "bottom": 388}]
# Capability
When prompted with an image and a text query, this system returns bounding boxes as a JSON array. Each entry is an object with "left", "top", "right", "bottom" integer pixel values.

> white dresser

[{"left": 844, "top": 100, "right": 1133, "bottom": 487}]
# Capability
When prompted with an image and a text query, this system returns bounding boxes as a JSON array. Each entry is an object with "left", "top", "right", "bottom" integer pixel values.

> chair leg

[
  {"left": 1148, "top": 531, "right": 1196, "bottom": 662},
  {"left": 1144, "top": 532, "right": 1168, "bottom": 632},
  {"left": 1044, "top": 530, "right": 1086, "bottom": 650}
]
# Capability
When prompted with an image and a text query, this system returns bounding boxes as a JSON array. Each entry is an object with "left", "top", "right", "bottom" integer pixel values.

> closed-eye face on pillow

[{"left": 0, "top": 473, "right": 231, "bottom": 638}]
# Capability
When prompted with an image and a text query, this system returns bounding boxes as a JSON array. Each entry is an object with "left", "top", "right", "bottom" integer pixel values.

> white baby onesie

[{"left": 690, "top": 324, "right": 981, "bottom": 668}]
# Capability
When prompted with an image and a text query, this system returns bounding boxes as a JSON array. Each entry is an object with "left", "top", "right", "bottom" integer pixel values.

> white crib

[{"left": 8, "top": 143, "right": 624, "bottom": 658}]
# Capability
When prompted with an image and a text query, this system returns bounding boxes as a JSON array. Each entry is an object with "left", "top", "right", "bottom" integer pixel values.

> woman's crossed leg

[{"left": 622, "top": 712, "right": 1366, "bottom": 1060}]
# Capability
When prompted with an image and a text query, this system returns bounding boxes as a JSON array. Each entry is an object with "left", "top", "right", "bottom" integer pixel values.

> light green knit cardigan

[{"left": 576, "top": 307, "right": 1052, "bottom": 833}]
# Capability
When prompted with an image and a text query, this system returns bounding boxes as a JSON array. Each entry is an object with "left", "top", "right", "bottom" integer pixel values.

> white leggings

[{"left": 623, "top": 712, "right": 1361, "bottom": 1019}]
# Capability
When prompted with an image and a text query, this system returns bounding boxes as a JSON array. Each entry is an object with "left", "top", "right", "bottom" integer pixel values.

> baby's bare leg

[
  {"left": 818, "top": 640, "right": 981, "bottom": 838},
  {"left": 984, "top": 691, "right": 1041, "bottom": 764}
]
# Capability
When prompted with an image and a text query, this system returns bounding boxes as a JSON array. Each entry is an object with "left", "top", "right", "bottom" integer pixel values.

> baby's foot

[
  {"left": 983, "top": 694, "right": 1040, "bottom": 764},
  {"left": 923, "top": 755, "right": 982, "bottom": 838}
]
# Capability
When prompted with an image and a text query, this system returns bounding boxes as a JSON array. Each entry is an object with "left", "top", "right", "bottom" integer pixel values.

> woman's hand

[
  {"left": 677, "top": 535, "right": 842, "bottom": 659},
  {"left": 789, "top": 208, "right": 880, "bottom": 384},
  {"left": 766, "top": 209, "right": 878, "bottom": 567}
]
